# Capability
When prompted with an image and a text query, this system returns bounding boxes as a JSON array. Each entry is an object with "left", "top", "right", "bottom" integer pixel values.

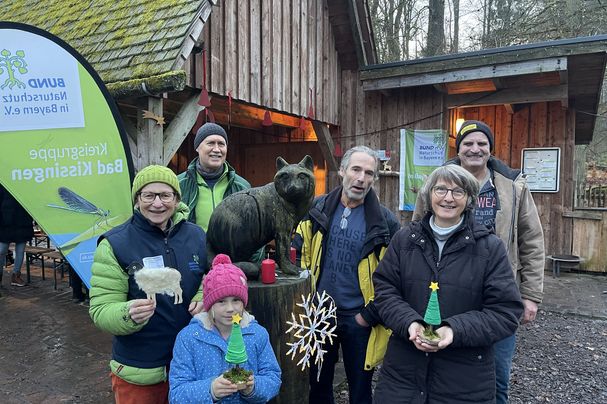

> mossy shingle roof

[{"left": 1, "top": 0, "right": 212, "bottom": 86}]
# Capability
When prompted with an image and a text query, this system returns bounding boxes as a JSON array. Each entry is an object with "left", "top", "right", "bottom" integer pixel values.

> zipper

[
  {"left": 509, "top": 181, "right": 516, "bottom": 245},
  {"left": 313, "top": 245, "right": 322, "bottom": 281}
]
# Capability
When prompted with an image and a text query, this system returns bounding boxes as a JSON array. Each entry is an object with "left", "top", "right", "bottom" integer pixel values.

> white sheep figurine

[{"left": 134, "top": 266, "right": 183, "bottom": 304}]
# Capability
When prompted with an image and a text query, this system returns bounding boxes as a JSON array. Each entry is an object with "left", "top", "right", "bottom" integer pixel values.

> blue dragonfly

[{"left": 47, "top": 187, "right": 110, "bottom": 227}]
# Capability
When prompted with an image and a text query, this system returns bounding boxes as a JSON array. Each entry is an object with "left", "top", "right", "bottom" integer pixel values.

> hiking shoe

[{"left": 11, "top": 273, "right": 26, "bottom": 287}]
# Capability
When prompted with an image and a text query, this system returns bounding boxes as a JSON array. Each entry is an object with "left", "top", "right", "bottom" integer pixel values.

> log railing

[{"left": 575, "top": 181, "right": 607, "bottom": 208}]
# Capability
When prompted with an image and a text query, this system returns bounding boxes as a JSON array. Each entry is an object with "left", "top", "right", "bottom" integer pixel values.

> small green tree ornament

[
  {"left": 421, "top": 282, "right": 442, "bottom": 345},
  {"left": 223, "top": 313, "right": 253, "bottom": 386},
  {"left": 225, "top": 313, "right": 248, "bottom": 364}
]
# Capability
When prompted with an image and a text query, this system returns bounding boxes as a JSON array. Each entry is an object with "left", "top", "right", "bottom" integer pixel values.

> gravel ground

[
  {"left": 334, "top": 309, "right": 607, "bottom": 403},
  {"left": 510, "top": 310, "right": 607, "bottom": 403}
]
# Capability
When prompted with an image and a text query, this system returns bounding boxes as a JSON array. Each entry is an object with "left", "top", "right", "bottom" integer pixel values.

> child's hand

[
  {"left": 211, "top": 375, "right": 238, "bottom": 399},
  {"left": 240, "top": 375, "right": 255, "bottom": 396}
]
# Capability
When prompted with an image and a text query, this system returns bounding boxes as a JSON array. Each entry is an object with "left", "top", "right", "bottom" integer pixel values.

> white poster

[
  {"left": 0, "top": 29, "right": 84, "bottom": 132},
  {"left": 521, "top": 147, "right": 561, "bottom": 192}
]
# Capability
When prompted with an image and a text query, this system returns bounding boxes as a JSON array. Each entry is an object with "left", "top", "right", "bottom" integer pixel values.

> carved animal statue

[
  {"left": 133, "top": 266, "right": 183, "bottom": 304},
  {"left": 207, "top": 155, "right": 315, "bottom": 278}
]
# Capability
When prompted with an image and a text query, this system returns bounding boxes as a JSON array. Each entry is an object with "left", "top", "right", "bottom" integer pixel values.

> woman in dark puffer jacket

[{"left": 373, "top": 165, "right": 523, "bottom": 403}]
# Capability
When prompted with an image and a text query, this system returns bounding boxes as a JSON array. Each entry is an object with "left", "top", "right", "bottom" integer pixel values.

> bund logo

[
  {"left": 433, "top": 131, "right": 446, "bottom": 152},
  {"left": 0, "top": 49, "right": 28, "bottom": 90}
]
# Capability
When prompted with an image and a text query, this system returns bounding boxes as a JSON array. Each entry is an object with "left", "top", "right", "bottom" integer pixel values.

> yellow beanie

[{"left": 131, "top": 165, "right": 181, "bottom": 203}]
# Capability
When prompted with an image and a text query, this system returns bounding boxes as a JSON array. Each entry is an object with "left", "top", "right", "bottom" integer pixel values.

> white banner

[{"left": 0, "top": 29, "right": 84, "bottom": 131}]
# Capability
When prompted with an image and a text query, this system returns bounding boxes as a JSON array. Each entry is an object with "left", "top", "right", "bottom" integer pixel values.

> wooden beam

[
  {"left": 446, "top": 79, "right": 496, "bottom": 94},
  {"left": 136, "top": 97, "right": 164, "bottom": 170},
  {"left": 163, "top": 92, "right": 203, "bottom": 166},
  {"left": 360, "top": 39, "right": 607, "bottom": 81},
  {"left": 562, "top": 210, "right": 603, "bottom": 220},
  {"left": 363, "top": 58, "right": 567, "bottom": 91},
  {"left": 433, "top": 83, "right": 447, "bottom": 93},
  {"left": 121, "top": 116, "right": 138, "bottom": 163},
  {"left": 209, "top": 96, "right": 303, "bottom": 128},
  {"left": 311, "top": 120, "right": 338, "bottom": 172},
  {"left": 492, "top": 77, "right": 506, "bottom": 89},
  {"left": 446, "top": 85, "right": 568, "bottom": 108},
  {"left": 504, "top": 104, "right": 514, "bottom": 114}
]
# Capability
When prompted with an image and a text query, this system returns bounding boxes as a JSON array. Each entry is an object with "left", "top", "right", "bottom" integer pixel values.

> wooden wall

[
  {"left": 184, "top": 0, "right": 342, "bottom": 125},
  {"left": 339, "top": 71, "right": 446, "bottom": 223},
  {"left": 452, "top": 103, "right": 576, "bottom": 264},
  {"left": 571, "top": 211, "right": 607, "bottom": 272},
  {"left": 229, "top": 127, "right": 327, "bottom": 196},
  {"left": 168, "top": 126, "right": 327, "bottom": 196},
  {"left": 343, "top": 82, "right": 607, "bottom": 270}
]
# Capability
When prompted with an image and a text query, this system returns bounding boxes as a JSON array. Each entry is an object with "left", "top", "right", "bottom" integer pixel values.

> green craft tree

[
  {"left": 423, "top": 281, "right": 442, "bottom": 326},
  {"left": 223, "top": 313, "right": 253, "bottom": 385},
  {"left": 420, "top": 281, "right": 443, "bottom": 344},
  {"left": 225, "top": 313, "right": 248, "bottom": 365}
]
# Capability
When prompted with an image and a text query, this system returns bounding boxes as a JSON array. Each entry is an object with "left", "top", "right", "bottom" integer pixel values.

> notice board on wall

[{"left": 521, "top": 147, "right": 561, "bottom": 192}]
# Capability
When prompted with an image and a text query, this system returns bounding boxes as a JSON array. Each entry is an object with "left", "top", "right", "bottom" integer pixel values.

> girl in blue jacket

[{"left": 169, "top": 254, "right": 281, "bottom": 403}]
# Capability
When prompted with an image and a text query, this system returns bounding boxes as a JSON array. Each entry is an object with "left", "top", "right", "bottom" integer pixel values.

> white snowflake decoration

[{"left": 285, "top": 291, "right": 337, "bottom": 381}]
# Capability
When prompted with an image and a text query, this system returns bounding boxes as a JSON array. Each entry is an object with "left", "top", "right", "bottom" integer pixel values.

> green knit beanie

[{"left": 131, "top": 165, "right": 181, "bottom": 203}]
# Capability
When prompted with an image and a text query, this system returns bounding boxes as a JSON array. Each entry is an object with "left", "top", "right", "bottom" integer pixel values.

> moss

[
  {"left": 420, "top": 326, "right": 441, "bottom": 346},
  {"left": 2, "top": 0, "right": 203, "bottom": 84},
  {"left": 223, "top": 365, "right": 253, "bottom": 385},
  {"left": 106, "top": 70, "right": 186, "bottom": 99}
]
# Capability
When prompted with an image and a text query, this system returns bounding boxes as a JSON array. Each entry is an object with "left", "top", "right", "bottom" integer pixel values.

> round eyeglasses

[
  {"left": 139, "top": 192, "right": 176, "bottom": 203},
  {"left": 432, "top": 186, "right": 466, "bottom": 200}
]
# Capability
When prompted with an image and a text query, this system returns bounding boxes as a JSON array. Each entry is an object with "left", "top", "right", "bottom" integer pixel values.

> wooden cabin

[
  {"left": 2, "top": 2, "right": 378, "bottom": 403},
  {"left": 356, "top": 37, "right": 607, "bottom": 272},
  {"left": 3, "top": 0, "right": 376, "bottom": 199},
  {"left": 167, "top": 0, "right": 377, "bottom": 196},
  {"left": 5, "top": 3, "right": 605, "bottom": 271}
]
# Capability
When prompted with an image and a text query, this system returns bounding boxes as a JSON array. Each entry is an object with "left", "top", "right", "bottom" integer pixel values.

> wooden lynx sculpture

[{"left": 207, "top": 155, "right": 315, "bottom": 278}]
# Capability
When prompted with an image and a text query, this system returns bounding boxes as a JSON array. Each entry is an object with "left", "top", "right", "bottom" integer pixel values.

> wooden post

[
  {"left": 135, "top": 96, "right": 164, "bottom": 170},
  {"left": 248, "top": 276, "right": 311, "bottom": 404}
]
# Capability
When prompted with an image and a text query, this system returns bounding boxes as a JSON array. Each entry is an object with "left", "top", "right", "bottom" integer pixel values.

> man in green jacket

[{"left": 178, "top": 123, "right": 250, "bottom": 232}]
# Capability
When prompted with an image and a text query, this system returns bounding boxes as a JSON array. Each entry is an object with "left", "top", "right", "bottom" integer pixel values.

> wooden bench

[
  {"left": 42, "top": 250, "right": 69, "bottom": 290},
  {"left": 24, "top": 246, "right": 54, "bottom": 283},
  {"left": 31, "top": 230, "right": 50, "bottom": 248},
  {"left": 546, "top": 254, "right": 581, "bottom": 278}
]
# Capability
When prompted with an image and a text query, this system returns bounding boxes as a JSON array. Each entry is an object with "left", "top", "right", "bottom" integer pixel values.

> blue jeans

[
  {"left": 309, "top": 313, "right": 373, "bottom": 404},
  {"left": 0, "top": 242, "right": 26, "bottom": 274},
  {"left": 494, "top": 334, "right": 516, "bottom": 404}
]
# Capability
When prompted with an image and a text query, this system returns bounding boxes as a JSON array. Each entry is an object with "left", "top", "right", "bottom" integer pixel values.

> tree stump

[{"left": 248, "top": 275, "right": 311, "bottom": 404}]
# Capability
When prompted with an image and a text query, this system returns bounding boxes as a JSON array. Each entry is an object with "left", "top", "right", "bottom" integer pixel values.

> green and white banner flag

[
  {"left": 0, "top": 22, "right": 134, "bottom": 287},
  {"left": 399, "top": 129, "right": 447, "bottom": 211}
]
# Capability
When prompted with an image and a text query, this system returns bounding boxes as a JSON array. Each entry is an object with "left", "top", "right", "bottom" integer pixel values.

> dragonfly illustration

[{"left": 47, "top": 187, "right": 110, "bottom": 227}]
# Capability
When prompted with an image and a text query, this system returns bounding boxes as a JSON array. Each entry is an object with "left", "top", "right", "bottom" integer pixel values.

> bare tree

[
  {"left": 370, "top": 0, "right": 607, "bottom": 59},
  {"left": 452, "top": 0, "right": 459, "bottom": 53},
  {"left": 425, "top": 0, "right": 445, "bottom": 55},
  {"left": 369, "top": 0, "right": 425, "bottom": 62}
]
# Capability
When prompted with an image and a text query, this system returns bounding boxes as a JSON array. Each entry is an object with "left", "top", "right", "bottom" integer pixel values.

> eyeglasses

[
  {"left": 432, "top": 186, "right": 466, "bottom": 200},
  {"left": 139, "top": 192, "right": 176, "bottom": 203},
  {"left": 340, "top": 207, "right": 351, "bottom": 230}
]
